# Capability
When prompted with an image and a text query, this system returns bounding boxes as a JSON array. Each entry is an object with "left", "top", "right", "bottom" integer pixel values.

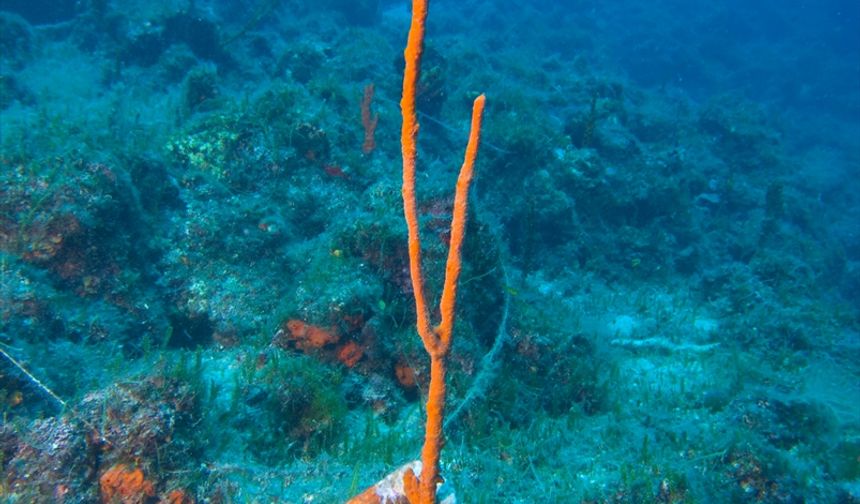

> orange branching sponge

[
  {"left": 403, "top": 98, "right": 484, "bottom": 504},
  {"left": 399, "top": 0, "right": 486, "bottom": 502},
  {"left": 361, "top": 83, "right": 379, "bottom": 154},
  {"left": 348, "top": 0, "right": 485, "bottom": 501},
  {"left": 99, "top": 463, "right": 156, "bottom": 504}
]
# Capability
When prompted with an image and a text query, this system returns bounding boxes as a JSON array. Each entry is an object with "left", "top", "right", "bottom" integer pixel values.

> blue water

[{"left": 0, "top": 0, "right": 858, "bottom": 501}]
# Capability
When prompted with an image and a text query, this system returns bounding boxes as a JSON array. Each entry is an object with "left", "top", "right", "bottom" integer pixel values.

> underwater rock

[
  {"left": 336, "top": 0, "right": 381, "bottom": 26},
  {"left": 0, "top": 72, "right": 33, "bottom": 109},
  {"left": 124, "top": 11, "right": 229, "bottom": 68},
  {"left": 0, "top": 12, "right": 33, "bottom": 70},
  {"left": 2, "top": 417, "right": 95, "bottom": 500},
  {"left": 1, "top": 0, "right": 79, "bottom": 25}
]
